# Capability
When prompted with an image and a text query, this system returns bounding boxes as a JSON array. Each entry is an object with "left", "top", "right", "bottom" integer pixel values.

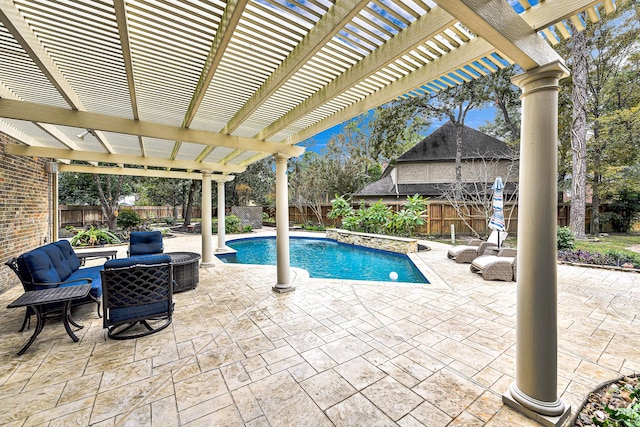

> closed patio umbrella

[{"left": 488, "top": 176, "right": 506, "bottom": 248}]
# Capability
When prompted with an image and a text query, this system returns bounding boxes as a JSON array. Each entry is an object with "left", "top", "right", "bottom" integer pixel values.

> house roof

[
  {"left": 356, "top": 180, "right": 519, "bottom": 199},
  {"left": 397, "top": 121, "right": 512, "bottom": 163},
  {"left": 0, "top": 1, "right": 614, "bottom": 179}
]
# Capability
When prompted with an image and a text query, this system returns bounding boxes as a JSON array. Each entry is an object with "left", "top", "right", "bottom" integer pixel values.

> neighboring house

[{"left": 355, "top": 121, "right": 518, "bottom": 203}]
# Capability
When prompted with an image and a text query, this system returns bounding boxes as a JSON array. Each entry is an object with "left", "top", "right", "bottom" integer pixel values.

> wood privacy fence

[
  {"left": 62, "top": 202, "right": 613, "bottom": 236},
  {"left": 60, "top": 205, "right": 195, "bottom": 226},
  {"left": 288, "top": 201, "right": 614, "bottom": 237}
]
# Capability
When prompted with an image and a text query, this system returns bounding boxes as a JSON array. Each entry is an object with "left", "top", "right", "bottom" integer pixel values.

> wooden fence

[
  {"left": 62, "top": 202, "right": 615, "bottom": 236},
  {"left": 288, "top": 201, "right": 615, "bottom": 237},
  {"left": 60, "top": 205, "right": 192, "bottom": 226}
]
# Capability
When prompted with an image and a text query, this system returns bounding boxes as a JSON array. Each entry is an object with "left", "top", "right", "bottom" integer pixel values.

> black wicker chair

[{"left": 100, "top": 254, "right": 173, "bottom": 340}]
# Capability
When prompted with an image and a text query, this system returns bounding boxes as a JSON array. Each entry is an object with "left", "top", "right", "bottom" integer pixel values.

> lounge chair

[
  {"left": 470, "top": 248, "right": 517, "bottom": 281},
  {"left": 447, "top": 230, "right": 508, "bottom": 264}
]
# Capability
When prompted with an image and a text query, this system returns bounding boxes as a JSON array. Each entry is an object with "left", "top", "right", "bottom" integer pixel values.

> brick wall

[{"left": 0, "top": 133, "right": 52, "bottom": 294}]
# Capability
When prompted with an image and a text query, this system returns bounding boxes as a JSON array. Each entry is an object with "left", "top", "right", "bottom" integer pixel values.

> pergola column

[
  {"left": 503, "top": 61, "right": 570, "bottom": 427},
  {"left": 273, "top": 153, "right": 294, "bottom": 293},
  {"left": 216, "top": 179, "right": 226, "bottom": 252},
  {"left": 200, "top": 170, "right": 214, "bottom": 267},
  {"left": 50, "top": 163, "right": 59, "bottom": 242}
]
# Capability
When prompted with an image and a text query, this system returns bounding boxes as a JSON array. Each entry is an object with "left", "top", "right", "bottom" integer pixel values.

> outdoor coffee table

[
  {"left": 166, "top": 252, "right": 201, "bottom": 293},
  {"left": 7, "top": 284, "right": 91, "bottom": 355},
  {"left": 76, "top": 249, "right": 118, "bottom": 266}
]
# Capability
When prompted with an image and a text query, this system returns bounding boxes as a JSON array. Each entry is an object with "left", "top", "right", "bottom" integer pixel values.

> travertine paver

[{"left": 0, "top": 231, "right": 638, "bottom": 426}]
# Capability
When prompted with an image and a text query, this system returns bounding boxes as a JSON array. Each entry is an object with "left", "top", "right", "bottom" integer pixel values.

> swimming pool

[{"left": 217, "top": 236, "right": 429, "bottom": 284}]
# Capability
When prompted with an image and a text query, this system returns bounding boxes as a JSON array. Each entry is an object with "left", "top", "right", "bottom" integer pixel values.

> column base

[
  {"left": 200, "top": 261, "right": 217, "bottom": 268},
  {"left": 272, "top": 284, "right": 295, "bottom": 293},
  {"left": 503, "top": 385, "right": 571, "bottom": 427}
]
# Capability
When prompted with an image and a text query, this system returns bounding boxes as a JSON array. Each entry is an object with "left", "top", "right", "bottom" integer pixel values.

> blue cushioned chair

[
  {"left": 128, "top": 231, "right": 164, "bottom": 256},
  {"left": 100, "top": 254, "right": 173, "bottom": 340}
]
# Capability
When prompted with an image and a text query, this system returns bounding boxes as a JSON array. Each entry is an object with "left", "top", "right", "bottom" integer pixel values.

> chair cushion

[
  {"left": 129, "top": 231, "right": 164, "bottom": 256},
  {"left": 105, "top": 254, "right": 171, "bottom": 269},
  {"left": 66, "top": 265, "right": 104, "bottom": 298},
  {"left": 52, "top": 240, "right": 81, "bottom": 271},
  {"left": 109, "top": 301, "right": 171, "bottom": 323},
  {"left": 17, "top": 248, "right": 61, "bottom": 285},
  {"left": 40, "top": 244, "right": 73, "bottom": 281}
]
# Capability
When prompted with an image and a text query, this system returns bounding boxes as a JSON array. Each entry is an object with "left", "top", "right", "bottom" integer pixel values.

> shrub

[
  {"left": 225, "top": 215, "right": 241, "bottom": 233},
  {"left": 557, "top": 226, "right": 575, "bottom": 250},
  {"left": 117, "top": 209, "right": 141, "bottom": 229},
  {"left": 243, "top": 225, "right": 253, "bottom": 233},
  {"left": 70, "top": 226, "right": 122, "bottom": 246},
  {"left": 163, "top": 217, "right": 176, "bottom": 226}
]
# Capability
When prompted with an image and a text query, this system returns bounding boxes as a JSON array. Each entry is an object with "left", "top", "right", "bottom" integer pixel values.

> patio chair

[
  {"left": 128, "top": 231, "right": 164, "bottom": 257},
  {"left": 100, "top": 254, "right": 174, "bottom": 339},
  {"left": 470, "top": 248, "right": 517, "bottom": 281},
  {"left": 447, "top": 230, "right": 508, "bottom": 264}
]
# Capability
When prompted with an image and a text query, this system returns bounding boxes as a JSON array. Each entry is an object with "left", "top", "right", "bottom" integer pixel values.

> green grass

[
  {"left": 574, "top": 233, "right": 640, "bottom": 255},
  {"left": 427, "top": 233, "right": 640, "bottom": 257}
]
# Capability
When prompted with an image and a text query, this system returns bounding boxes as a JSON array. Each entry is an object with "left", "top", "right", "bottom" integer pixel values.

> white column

[
  {"left": 52, "top": 167, "right": 59, "bottom": 242},
  {"left": 216, "top": 179, "right": 227, "bottom": 252},
  {"left": 503, "top": 61, "right": 571, "bottom": 427},
  {"left": 273, "top": 153, "right": 294, "bottom": 293},
  {"left": 201, "top": 170, "right": 214, "bottom": 267}
]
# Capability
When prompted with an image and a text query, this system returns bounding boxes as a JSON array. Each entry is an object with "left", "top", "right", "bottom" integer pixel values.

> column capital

[
  {"left": 201, "top": 169, "right": 212, "bottom": 177},
  {"left": 274, "top": 153, "right": 290, "bottom": 161},
  {"left": 213, "top": 174, "right": 235, "bottom": 183},
  {"left": 511, "top": 60, "right": 570, "bottom": 94}
]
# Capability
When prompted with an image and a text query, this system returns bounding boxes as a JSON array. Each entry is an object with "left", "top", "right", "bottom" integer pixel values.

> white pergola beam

[
  {"left": 435, "top": 0, "right": 563, "bottom": 70},
  {"left": 6, "top": 144, "right": 245, "bottom": 174},
  {"left": 183, "top": 0, "right": 247, "bottom": 129},
  {"left": 0, "top": 2, "right": 84, "bottom": 110},
  {"left": 58, "top": 164, "right": 214, "bottom": 180},
  {"left": 223, "top": 0, "right": 371, "bottom": 135},
  {"left": 284, "top": 38, "right": 495, "bottom": 146},
  {"left": 520, "top": 0, "right": 605, "bottom": 31},
  {"left": 0, "top": 99, "right": 305, "bottom": 157},
  {"left": 259, "top": 6, "right": 457, "bottom": 140},
  {"left": 0, "top": 2, "right": 116, "bottom": 154},
  {"left": 280, "top": 0, "right": 593, "bottom": 146}
]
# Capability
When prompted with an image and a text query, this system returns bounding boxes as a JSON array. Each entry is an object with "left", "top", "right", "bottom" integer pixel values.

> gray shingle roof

[{"left": 397, "top": 121, "right": 511, "bottom": 163}]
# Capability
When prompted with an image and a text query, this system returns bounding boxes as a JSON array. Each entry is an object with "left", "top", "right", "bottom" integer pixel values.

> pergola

[{"left": 0, "top": 1, "right": 617, "bottom": 425}]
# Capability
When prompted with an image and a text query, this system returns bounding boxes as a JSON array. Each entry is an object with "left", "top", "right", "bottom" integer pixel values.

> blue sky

[{"left": 302, "top": 105, "right": 498, "bottom": 154}]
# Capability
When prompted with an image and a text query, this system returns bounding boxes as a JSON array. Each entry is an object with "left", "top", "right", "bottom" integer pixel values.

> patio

[{"left": 0, "top": 232, "right": 637, "bottom": 426}]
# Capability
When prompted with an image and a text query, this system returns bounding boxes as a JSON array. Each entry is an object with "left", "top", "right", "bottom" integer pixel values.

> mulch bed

[{"left": 570, "top": 374, "right": 639, "bottom": 426}]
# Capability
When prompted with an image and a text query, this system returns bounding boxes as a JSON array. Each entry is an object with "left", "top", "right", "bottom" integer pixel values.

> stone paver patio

[{"left": 0, "top": 232, "right": 638, "bottom": 426}]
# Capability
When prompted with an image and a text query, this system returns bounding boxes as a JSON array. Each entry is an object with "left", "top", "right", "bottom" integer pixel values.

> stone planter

[{"left": 326, "top": 229, "right": 417, "bottom": 254}]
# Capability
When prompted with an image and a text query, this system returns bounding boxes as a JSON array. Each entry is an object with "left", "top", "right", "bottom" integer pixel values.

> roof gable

[{"left": 398, "top": 122, "right": 511, "bottom": 162}]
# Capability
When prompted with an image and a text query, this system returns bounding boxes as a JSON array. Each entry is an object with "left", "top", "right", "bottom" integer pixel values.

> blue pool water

[{"left": 217, "top": 236, "right": 429, "bottom": 284}]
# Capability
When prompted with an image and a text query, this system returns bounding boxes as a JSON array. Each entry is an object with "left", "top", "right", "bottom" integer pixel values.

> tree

[
  {"left": 480, "top": 65, "right": 521, "bottom": 146},
  {"left": 289, "top": 118, "right": 376, "bottom": 224},
  {"left": 59, "top": 170, "right": 138, "bottom": 231},
  {"left": 438, "top": 149, "right": 519, "bottom": 237},
  {"left": 94, "top": 174, "right": 125, "bottom": 231},
  {"left": 225, "top": 158, "right": 275, "bottom": 207},
  {"left": 370, "top": 103, "right": 429, "bottom": 162},
  {"left": 569, "top": 22, "right": 588, "bottom": 239},
  {"left": 556, "top": 1, "right": 640, "bottom": 235}
]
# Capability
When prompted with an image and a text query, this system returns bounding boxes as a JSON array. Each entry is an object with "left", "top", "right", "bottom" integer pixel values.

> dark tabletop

[{"left": 8, "top": 284, "right": 92, "bottom": 308}]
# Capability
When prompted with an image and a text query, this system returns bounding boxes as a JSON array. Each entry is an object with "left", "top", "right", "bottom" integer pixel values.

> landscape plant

[
  {"left": 328, "top": 194, "right": 427, "bottom": 237},
  {"left": 557, "top": 226, "right": 576, "bottom": 250},
  {"left": 117, "top": 209, "right": 142, "bottom": 229},
  {"left": 70, "top": 226, "right": 122, "bottom": 247}
]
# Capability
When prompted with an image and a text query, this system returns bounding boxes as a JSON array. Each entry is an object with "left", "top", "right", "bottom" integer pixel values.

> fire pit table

[{"left": 166, "top": 252, "right": 201, "bottom": 293}]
